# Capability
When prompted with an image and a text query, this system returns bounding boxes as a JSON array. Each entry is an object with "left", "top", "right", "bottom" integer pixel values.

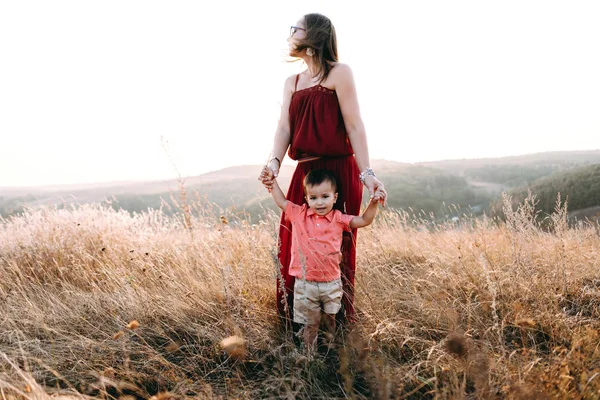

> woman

[{"left": 259, "top": 13, "right": 387, "bottom": 325}]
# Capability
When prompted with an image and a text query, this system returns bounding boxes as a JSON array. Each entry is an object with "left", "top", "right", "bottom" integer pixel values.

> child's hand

[{"left": 371, "top": 190, "right": 384, "bottom": 206}]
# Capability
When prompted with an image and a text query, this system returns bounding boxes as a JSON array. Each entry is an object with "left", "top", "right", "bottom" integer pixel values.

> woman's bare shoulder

[
  {"left": 331, "top": 63, "right": 353, "bottom": 75},
  {"left": 285, "top": 73, "right": 298, "bottom": 84},
  {"left": 279, "top": 74, "right": 297, "bottom": 96},
  {"left": 283, "top": 73, "right": 299, "bottom": 91},
  {"left": 330, "top": 62, "right": 353, "bottom": 80},
  {"left": 284, "top": 74, "right": 300, "bottom": 87},
  {"left": 329, "top": 63, "right": 355, "bottom": 88}
]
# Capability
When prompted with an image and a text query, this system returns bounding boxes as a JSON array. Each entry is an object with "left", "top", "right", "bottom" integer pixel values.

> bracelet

[
  {"left": 359, "top": 167, "right": 376, "bottom": 184},
  {"left": 269, "top": 157, "right": 281, "bottom": 167}
]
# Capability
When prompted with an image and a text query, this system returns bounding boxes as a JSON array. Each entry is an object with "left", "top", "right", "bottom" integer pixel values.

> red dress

[{"left": 277, "top": 74, "right": 362, "bottom": 324}]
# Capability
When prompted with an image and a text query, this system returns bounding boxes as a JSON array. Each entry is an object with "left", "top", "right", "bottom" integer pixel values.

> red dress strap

[{"left": 294, "top": 74, "right": 300, "bottom": 92}]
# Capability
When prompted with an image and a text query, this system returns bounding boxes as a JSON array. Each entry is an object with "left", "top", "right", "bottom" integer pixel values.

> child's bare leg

[
  {"left": 303, "top": 321, "right": 319, "bottom": 352},
  {"left": 302, "top": 306, "right": 321, "bottom": 353},
  {"left": 322, "top": 312, "right": 337, "bottom": 347},
  {"left": 321, "top": 279, "right": 343, "bottom": 348}
]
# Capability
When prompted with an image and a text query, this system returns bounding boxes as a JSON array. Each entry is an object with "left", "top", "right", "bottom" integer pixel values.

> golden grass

[{"left": 1, "top": 194, "right": 599, "bottom": 399}]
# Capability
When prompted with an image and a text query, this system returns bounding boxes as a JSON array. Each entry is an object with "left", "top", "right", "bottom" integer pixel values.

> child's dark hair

[{"left": 304, "top": 169, "right": 338, "bottom": 192}]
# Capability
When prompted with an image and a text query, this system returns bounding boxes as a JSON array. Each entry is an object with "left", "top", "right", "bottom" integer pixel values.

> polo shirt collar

[{"left": 306, "top": 208, "right": 335, "bottom": 222}]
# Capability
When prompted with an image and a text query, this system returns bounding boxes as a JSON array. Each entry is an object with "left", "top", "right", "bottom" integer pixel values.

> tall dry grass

[{"left": 1, "top": 193, "right": 599, "bottom": 399}]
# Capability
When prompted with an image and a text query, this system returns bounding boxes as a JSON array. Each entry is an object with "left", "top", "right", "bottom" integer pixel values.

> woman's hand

[
  {"left": 259, "top": 158, "right": 280, "bottom": 190},
  {"left": 363, "top": 175, "right": 387, "bottom": 206},
  {"left": 258, "top": 165, "right": 275, "bottom": 191},
  {"left": 266, "top": 158, "right": 280, "bottom": 178}
]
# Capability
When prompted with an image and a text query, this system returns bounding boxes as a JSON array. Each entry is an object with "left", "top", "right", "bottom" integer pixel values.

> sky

[{"left": 1, "top": 1, "right": 599, "bottom": 187}]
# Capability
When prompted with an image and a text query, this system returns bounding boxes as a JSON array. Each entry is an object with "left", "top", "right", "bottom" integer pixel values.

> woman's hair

[
  {"left": 296, "top": 13, "right": 338, "bottom": 83},
  {"left": 304, "top": 169, "right": 338, "bottom": 192}
]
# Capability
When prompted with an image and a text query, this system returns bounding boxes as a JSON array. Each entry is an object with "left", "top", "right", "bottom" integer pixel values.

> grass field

[{"left": 1, "top": 193, "right": 599, "bottom": 399}]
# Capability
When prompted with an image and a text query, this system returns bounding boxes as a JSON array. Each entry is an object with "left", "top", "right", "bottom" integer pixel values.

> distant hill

[
  {"left": 422, "top": 151, "right": 599, "bottom": 184},
  {"left": 374, "top": 163, "right": 492, "bottom": 217},
  {"left": 0, "top": 165, "right": 296, "bottom": 219},
  {"left": 420, "top": 150, "right": 600, "bottom": 174},
  {"left": 490, "top": 163, "right": 600, "bottom": 219},
  {"left": 2, "top": 150, "right": 599, "bottom": 222}
]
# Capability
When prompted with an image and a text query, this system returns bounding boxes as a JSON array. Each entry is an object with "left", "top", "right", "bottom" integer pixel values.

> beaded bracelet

[{"left": 359, "top": 167, "right": 376, "bottom": 184}]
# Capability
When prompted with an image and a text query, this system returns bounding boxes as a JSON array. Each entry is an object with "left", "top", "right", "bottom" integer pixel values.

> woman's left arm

[
  {"left": 334, "top": 64, "right": 370, "bottom": 172},
  {"left": 335, "top": 64, "right": 387, "bottom": 205}
]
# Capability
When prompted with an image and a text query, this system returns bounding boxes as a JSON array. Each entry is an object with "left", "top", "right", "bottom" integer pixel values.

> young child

[{"left": 263, "top": 167, "right": 380, "bottom": 351}]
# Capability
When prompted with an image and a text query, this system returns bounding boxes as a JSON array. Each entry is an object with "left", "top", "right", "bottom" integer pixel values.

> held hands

[
  {"left": 266, "top": 158, "right": 280, "bottom": 178},
  {"left": 258, "top": 157, "right": 280, "bottom": 192},
  {"left": 363, "top": 175, "right": 387, "bottom": 207},
  {"left": 368, "top": 195, "right": 381, "bottom": 206},
  {"left": 258, "top": 165, "right": 275, "bottom": 192}
]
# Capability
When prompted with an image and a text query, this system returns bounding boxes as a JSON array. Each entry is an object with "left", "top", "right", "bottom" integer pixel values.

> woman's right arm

[{"left": 260, "top": 75, "right": 295, "bottom": 187}]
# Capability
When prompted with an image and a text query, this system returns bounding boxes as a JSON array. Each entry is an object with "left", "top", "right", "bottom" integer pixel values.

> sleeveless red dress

[{"left": 278, "top": 74, "right": 362, "bottom": 324}]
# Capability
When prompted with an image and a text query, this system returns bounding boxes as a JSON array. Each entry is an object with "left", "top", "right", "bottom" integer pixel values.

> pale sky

[{"left": 1, "top": 1, "right": 599, "bottom": 187}]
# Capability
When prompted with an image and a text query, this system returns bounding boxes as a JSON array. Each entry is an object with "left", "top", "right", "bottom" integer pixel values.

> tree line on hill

[{"left": 489, "top": 164, "right": 600, "bottom": 218}]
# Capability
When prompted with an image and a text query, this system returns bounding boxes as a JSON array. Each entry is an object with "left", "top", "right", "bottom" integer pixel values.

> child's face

[{"left": 305, "top": 181, "right": 338, "bottom": 216}]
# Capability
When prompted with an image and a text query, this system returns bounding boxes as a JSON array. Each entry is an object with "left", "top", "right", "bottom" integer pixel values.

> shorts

[{"left": 293, "top": 278, "right": 343, "bottom": 325}]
